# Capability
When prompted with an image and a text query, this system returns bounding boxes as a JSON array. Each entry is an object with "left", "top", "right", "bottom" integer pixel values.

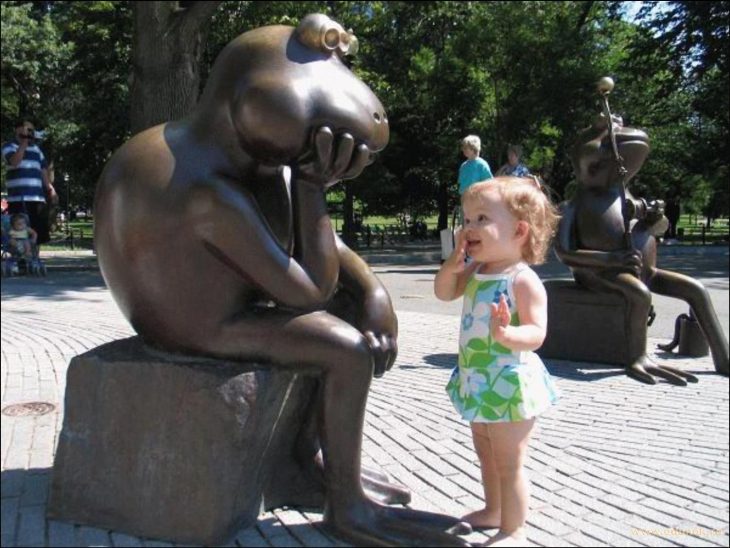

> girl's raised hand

[
  {"left": 489, "top": 294, "right": 511, "bottom": 344},
  {"left": 434, "top": 228, "right": 480, "bottom": 301},
  {"left": 445, "top": 229, "right": 467, "bottom": 273}
]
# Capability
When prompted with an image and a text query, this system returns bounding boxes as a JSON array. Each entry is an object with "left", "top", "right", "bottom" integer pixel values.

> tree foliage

[{"left": 1, "top": 1, "right": 727, "bottom": 225}]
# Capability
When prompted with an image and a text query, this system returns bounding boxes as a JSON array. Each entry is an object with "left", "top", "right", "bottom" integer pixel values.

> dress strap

[{"left": 508, "top": 263, "right": 530, "bottom": 284}]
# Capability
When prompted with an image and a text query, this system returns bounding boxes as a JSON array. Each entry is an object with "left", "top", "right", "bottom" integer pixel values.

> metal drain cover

[{"left": 2, "top": 402, "right": 56, "bottom": 417}]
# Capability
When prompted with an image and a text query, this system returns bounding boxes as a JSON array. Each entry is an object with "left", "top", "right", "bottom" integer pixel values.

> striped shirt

[{"left": 2, "top": 140, "right": 48, "bottom": 203}]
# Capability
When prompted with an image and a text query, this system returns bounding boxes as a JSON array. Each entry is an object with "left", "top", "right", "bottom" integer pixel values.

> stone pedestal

[
  {"left": 538, "top": 280, "right": 636, "bottom": 365},
  {"left": 47, "top": 337, "right": 321, "bottom": 546}
]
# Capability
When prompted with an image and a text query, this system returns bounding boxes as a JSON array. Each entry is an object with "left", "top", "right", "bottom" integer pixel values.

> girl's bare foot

[
  {"left": 461, "top": 508, "right": 500, "bottom": 530},
  {"left": 484, "top": 528, "right": 529, "bottom": 546}
]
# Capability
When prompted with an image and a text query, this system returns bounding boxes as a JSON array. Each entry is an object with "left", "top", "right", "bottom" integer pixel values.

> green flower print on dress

[{"left": 448, "top": 267, "right": 559, "bottom": 423}]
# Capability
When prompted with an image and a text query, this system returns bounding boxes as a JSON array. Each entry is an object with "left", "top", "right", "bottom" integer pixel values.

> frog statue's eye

[
  {"left": 295, "top": 13, "right": 358, "bottom": 57},
  {"left": 339, "top": 29, "right": 359, "bottom": 57}
]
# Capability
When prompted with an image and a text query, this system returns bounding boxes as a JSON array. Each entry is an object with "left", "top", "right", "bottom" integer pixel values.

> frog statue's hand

[
  {"left": 613, "top": 248, "right": 643, "bottom": 278},
  {"left": 360, "top": 286, "right": 398, "bottom": 377},
  {"left": 293, "top": 126, "right": 372, "bottom": 189}
]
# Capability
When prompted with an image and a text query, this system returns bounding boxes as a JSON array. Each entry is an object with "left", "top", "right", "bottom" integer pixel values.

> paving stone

[
  {"left": 526, "top": 527, "right": 576, "bottom": 547},
  {"left": 527, "top": 510, "right": 575, "bottom": 537},
  {"left": 2, "top": 497, "right": 19, "bottom": 542},
  {"left": 581, "top": 513, "right": 648, "bottom": 546},
  {"left": 234, "top": 527, "right": 270, "bottom": 547},
  {"left": 410, "top": 448, "right": 462, "bottom": 477},
  {"left": 76, "top": 526, "right": 113, "bottom": 546},
  {"left": 649, "top": 480, "right": 727, "bottom": 507},
  {"left": 17, "top": 505, "right": 47, "bottom": 546},
  {"left": 639, "top": 497, "right": 729, "bottom": 530},
  {"left": 20, "top": 471, "right": 49, "bottom": 507},
  {"left": 675, "top": 520, "right": 730, "bottom": 547},
  {"left": 109, "top": 531, "right": 143, "bottom": 547},
  {"left": 413, "top": 466, "right": 466, "bottom": 499},
  {"left": 1, "top": 470, "right": 24, "bottom": 498},
  {"left": 566, "top": 531, "right": 611, "bottom": 547}
]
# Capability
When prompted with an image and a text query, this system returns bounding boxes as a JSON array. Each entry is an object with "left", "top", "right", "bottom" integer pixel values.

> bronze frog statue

[
  {"left": 555, "top": 79, "right": 729, "bottom": 384},
  {"left": 94, "top": 13, "right": 467, "bottom": 547}
]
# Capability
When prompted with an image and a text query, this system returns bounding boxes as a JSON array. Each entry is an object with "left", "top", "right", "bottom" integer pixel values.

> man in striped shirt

[{"left": 2, "top": 120, "right": 57, "bottom": 244}]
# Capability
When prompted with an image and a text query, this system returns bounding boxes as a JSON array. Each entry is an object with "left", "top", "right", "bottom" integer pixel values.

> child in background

[
  {"left": 8, "top": 213, "right": 37, "bottom": 260},
  {"left": 434, "top": 177, "right": 560, "bottom": 546}
]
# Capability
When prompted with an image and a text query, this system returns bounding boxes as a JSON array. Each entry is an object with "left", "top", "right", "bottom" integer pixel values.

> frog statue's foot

[
  {"left": 324, "top": 496, "right": 472, "bottom": 547},
  {"left": 361, "top": 465, "right": 412, "bottom": 506},
  {"left": 626, "top": 355, "right": 699, "bottom": 386},
  {"left": 301, "top": 449, "right": 420, "bottom": 507},
  {"left": 360, "top": 469, "right": 472, "bottom": 534}
]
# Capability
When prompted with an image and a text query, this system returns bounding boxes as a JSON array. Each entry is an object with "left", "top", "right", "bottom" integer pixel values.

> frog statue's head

[
  {"left": 196, "top": 13, "right": 389, "bottom": 167},
  {"left": 570, "top": 79, "right": 650, "bottom": 190}
]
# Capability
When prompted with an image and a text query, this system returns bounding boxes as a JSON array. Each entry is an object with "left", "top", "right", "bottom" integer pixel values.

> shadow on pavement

[
  {"left": 419, "top": 352, "right": 712, "bottom": 384},
  {"left": 1, "top": 271, "right": 107, "bottom": 300},
  {"left": 421, "top": 353, "right": 458, "bottom": 369},
  {"left": 543, "top": 357, "right": 719, "bottom": 382},
  {"left": 422, "top": 352, "right": 629, "bottom": 382},
  {"left": 543, "top": 360, "right": 627, "bottom": 382},
  {"left": 418, "top": 351, "right": 720, "bottom": 384},
  {"left": 654, "top": 254, "right": 730, "bottom": 282},
  {"left": 1, "top": 467, "right": 51, "bottom": 505}
]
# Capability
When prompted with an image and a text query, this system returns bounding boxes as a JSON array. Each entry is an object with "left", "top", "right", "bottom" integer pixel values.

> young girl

[{"left": 434, "top": 176, "right": 560, "bottom": 546}]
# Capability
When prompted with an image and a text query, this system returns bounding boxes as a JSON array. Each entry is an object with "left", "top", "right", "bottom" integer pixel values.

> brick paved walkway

[{"left": 2, "top": 269, "right": 728, "bottom": 547}]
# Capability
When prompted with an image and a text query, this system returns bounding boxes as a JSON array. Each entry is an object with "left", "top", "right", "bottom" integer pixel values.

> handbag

[{"left": 440, "top": 207, "right": 461, "bottom": 261}]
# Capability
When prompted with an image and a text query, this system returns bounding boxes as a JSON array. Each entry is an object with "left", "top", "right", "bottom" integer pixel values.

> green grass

[
  {"left": 330, "top": 214, "right": 441, "bottom": 233},
  {"left": 362, "top": 215, "right": 440, "bottom": 229},
  {"left": 45, "top": 220, "right": 94, "bottom": 249},
  {"left": 676, "top": 214, "right": 727, "bottom": 229},
  {"left": 672, "top": 214, "right": 728, "bottom": 244}
]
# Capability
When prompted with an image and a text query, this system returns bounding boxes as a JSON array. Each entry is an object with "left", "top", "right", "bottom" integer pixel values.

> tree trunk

[
  {"left": 575, "top": 1, "right": 594, "bottom": 33},
  {"left": 130, "top": 1, "right": 222, "bottom": 134}
]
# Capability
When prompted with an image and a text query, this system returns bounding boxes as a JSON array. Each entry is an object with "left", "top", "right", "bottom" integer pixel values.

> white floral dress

[{"left": 446, "top": 265, "right": 559, "bottom": 423}]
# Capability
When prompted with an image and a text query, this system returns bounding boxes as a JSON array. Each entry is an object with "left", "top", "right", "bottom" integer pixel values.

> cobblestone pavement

[{"left": 2, "top": 266, "right": 728, "bottom": 547}]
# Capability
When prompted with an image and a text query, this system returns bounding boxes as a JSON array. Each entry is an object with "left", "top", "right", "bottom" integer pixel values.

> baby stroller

[{"left": 1, "top": 212, "right": 47, "bottom": 277}]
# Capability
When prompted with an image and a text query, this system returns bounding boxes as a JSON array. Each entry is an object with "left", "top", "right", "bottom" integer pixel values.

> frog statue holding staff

[{"left": 555, "top": 77, "right": 729, "bottom": 384}]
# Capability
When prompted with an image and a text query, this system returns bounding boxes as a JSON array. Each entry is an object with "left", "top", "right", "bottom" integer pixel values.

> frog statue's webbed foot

[
  {"left": 299, "top": 450, "right": 472, "bottom": 539},
  {"left": 626, "top": 355, "right": 699, "bottom": 386},
  {"left": 361, "top": 468, "right": 472, "bottom": 535},
  {"left": 361, "top": 464, "right": 413, "bottom": 506},
  {"left": 310, "top": 449, "right": 465, "bottom": 519},
  {"left": 325, "top": 496, "right": 472, "bottom": 547}
]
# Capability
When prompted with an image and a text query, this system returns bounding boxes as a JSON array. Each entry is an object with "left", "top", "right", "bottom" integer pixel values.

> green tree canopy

[{"left": 1, "top": 1, "right": 727, "bottom": 226}]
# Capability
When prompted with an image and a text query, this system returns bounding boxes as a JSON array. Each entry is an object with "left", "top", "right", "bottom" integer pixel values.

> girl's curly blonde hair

[{"left": 462, "top": 176, "right": 560, "bottom": 265}]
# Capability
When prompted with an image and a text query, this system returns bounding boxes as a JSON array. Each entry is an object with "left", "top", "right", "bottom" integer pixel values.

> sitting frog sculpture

[
  {"left": 555, "top": 79, "right": 729, "bottom": 384},
  {"left": 94, "top": 13, "right": 467, "bottom": 547}
]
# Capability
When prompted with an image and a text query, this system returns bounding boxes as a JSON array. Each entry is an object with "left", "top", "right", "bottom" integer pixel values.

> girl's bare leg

[
  {"left": 484, "top": 418, "right": 535, "bottom": 545},
  {"left": 462, "top": 423, "right": 501, "bottom": 529}
]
